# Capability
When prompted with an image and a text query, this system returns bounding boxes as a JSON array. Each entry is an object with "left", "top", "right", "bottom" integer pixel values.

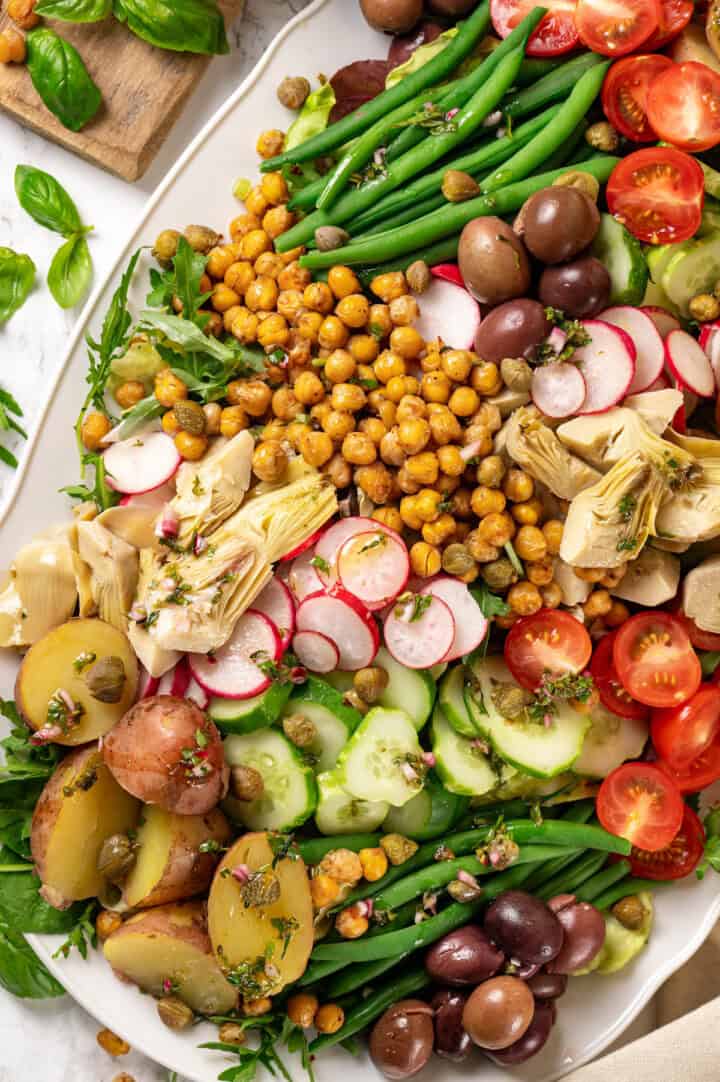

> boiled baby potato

[
  {"left": 31, "top": 745, "right": 140, "bottom": 909},
  {"left": 123, "top": 805, "right": 231, "bottom": 909},
  {"left": 16, "top": 618, "right": 138, "bottom": 746},
  {"left": 104, "top": 901, "right": 237, "bottom": 1015},
  {"left": 208, "top": 832, "right": 313, "bottom": 997}
]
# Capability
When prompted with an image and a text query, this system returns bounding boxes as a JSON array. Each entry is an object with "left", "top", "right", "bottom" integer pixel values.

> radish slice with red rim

[
  {"left": 119, "top": 479, "right": 175, "bottom": 510},
  {"left": 139, "top": 669, "right": 160, "bottom": 699},
  {"left": 600, "top": 306, "right": 665, "bottom": 394},
  {"left": 384, "top": 593, "right": 455, "bottom": 670},
  {"left": 296, "top": 588, "right": 379, "bottom": 670},
  {"left": 575, "top": 321, "right": 636, "bottom": 415},
  {"left": 314, "top": 516, "right": 402, "bottom": 585},
  {"left": 641, "top": 306, "right": 681, "bottom": 339},
  {"left": 665, "top": 330, "right": 714, "bottom": 397},
  {"left": 188, "top": 610, "right": 282, "bottom": 700},
  {"left": 431, "top": 263, "right": 465, "bottom": 288},
  {"left": 292, "top": 630, "right": 340, "bottom": 674},
  {"left": 170, "top": 658, "right": 191, "bottom": 699},
  {"left": 419, "top": 575, "right": 488, "bottom": 661},
  {"left": 700, "top": 320, "right": 720, "bottom": 390},
  {"left": 186, "top": 678, "right": 209, "bottom": 710},
  {"left": 414, "top": 277, "right": 481, "bottom": 350},
  {"left": 103, "top": 432, "right": 181, "bottom": 495},
  {"left": 337, "top": 529, "right": 409, "bottom": 610},
  {"left": 157, "top": 670, "right": 175, "bottom": 696},
  {"left": 279, "top": 527, "right": 325, "bottom": 562},
  {"left": 252, "top": 577, "right": 295, "bottom": 650},
  {"left": 531, "top": 363, "right": 586, "bottom": 418},
  {"left": 289, "top": 549, "right": 325, "bottom": 603}
]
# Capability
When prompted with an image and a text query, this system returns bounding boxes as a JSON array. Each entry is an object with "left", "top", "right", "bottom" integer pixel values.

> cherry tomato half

[
  {"left": 651, "top": 683, "right": 720, "bottom": 770},
  {"left": 597, "top": 761, "right": 684, "bottom": 851},
  {"left": 628, "top": 804, "right": 705, "bottom": 879},
  {"left": 644, "top": 0, "right": 694, "bottom": 48},
  {"left": 590, "top": 632, "right": 650, "bottom": 721},
  {"left": 647, "top": 62, "right": 720, "bottom": 153},
  {"left": 504, "top": 608, "right": 592, "bottom": 691},
  {"left": 669, "top": 601, "right": 720, "bottom": 653},
  {"left": 657, "top": 737, "right": 720, "bottom": 793},
  {"left": 601, "top": 55, "right": 673, "bottom": 142},
  {"left": 606, "top": 147, "right": 705, "bottom": 246},
  {"left": 613, "top": 610, "right": 701, "bottom": 709},
  {"left": 575, "top": 0, "right": 661, "bottom": 56},
  {"left": 490, "top": 0, "right": 579, "bottom": 58}
]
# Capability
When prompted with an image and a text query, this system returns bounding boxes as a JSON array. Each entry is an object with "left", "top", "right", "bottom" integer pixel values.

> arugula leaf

[
  {"left": 113, "top": 395, "right": 164, "bottom": 440},
  {"left": 471, "top": 582, "right": 510, "bottom": 620},
  {"left": 93, "top": 248, "right": 142, "bottom": 380},
  {"left": 0, "top": 248, "right": 35, "bottom": 326},
  {"left": 36, "top": 0, "right": 112, "bottom": 19},
  {"left": 48, "top": 234, "right": 93, "bottom": 309},
  {"left": 53, "top": 900, "right": 97, "bottom": 959},
  {"left": 172, "top": 235, "right": 209, "bottom": 324},
  {"left": 140, "top": 310, "right": 239, "bottom": 363},
  {"left": 0, "top": 919, "right": 64, "bottom": 998},
  {"left": 14, "top": 165, "right": 84, "bottom": 237},
  {"left": 26, "top": 29, "right": 102, "bottom": 133},
  {"left": 112, "top": 0, "right": 229, "bottom": 55}
]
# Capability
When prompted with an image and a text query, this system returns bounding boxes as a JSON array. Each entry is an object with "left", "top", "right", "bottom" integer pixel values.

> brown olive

[
  {"left": 431, "top": 989, "right": 472, "bottom": 1063},
  {"left": 360, "top": 0, "right": 423, "bottom": 33},
  {"left": 387, "top": 21, "right": 443, "bottom": 67},
  {"left": 546, "top": 899, "right": 606, "bottom": 974},
  {"left": 538, "top": 255, "right": 611, "bottom": 319},
  {"left": 429, "top": 0, "right": 478, "bottom": 12},
  {"left": 462, "top": 975, "right": 535, "bottom": 1050},
  {"left": 458, "top": 218, "right": 531, "bottom": 307},
  {"left": 484, "top": 890, "right": 564, "bottom": 965},
  {"left": 425, "top": 925, "right": 505, "bottom": 986},
  {"left": 474, "top": 299, "right": 550, "bottom": 364},
  {"left": 521, "top": 187, "right": 600, "bottom": 264},
  {"left": 369, "top": 998, "right": 434, "bottom": 1079},
  {"left": 527, "top": 971, "right": 568, "bottom": 1000},
  {"left": 485, "top": 999, "right": 556, "bottom": 1065}
]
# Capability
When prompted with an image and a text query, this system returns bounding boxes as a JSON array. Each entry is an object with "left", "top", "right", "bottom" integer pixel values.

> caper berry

[
  {"left": 552, "top": 170, "right": 600, "bottom": 202},
  {"left": 97, "top": 833, "right": 136, "bottom": 884},
  {"left": 585, "top": 121, "right": 619, "bottom": 152},
  {"left": 611, "top": 894, "right": 647, "bottom": 931},
  {"left": 152, "top": 229, "right": 180, "bottom": 268},
  {"left": 442, "top": 543, "right": 475, "bottom": 577},
  {"left": 277, "top": 75, "right": 311, "bottom": 110},
  {"left": 173, "top": 399, "right": 207, "bottom": 435},
  {"left": 315, "top": 226, "right": 351, "bottom": 252},
  {"left": 85, "top": 656, "right": 126, "bottom": 704},
  {"left": 481, "top": 557, "right": 518, "bottom": 592},
  {"left": 406, "top": 260, "right": 431, "bottom": 294},
  {"left": 282, "top": 713, "right": 317, "bottom": 748},
  {"left": 184, "top": 224, "right": 222, "bottom": 254},
  {"left": 353, "top": 666, "right": 389, "bottom": 704},
  {"left": 500, "top": 358, "right": 533, "bottom": 393},
  {"left": 442, "top": 169, "right": 480, "bottom": 203}
]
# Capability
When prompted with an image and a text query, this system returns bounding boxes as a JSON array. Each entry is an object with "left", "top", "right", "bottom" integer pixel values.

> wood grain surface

[{"left": 0, "top": 0, "right": 244, "bottom": 182}]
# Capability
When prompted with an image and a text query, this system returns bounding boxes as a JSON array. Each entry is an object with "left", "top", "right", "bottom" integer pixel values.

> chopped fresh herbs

[
  {"left": 618, "top": 494, "right": 637, "bottom": 522},
  {"left": 271, "top": 915, "right": 299, "bottom": 959},
  {"left": 527, "top": 671, "right": 595, "bottom": 725},
  {"left": 359, "top": 532, "right": 387, "bottom": 554},
  {"left": 407, "top": 593, "right": 433, "bottom": 623},
  {"left": 52, "top": 900, "right": 97, "bottom": 960},
  {"left": 616, "top": 537, "right": 638, "bottom": 553},
  {"left": 393, "top": 101, "right": 459, "bottom": 134},
  {"left": 504, "top": 540, "right": 524, "bottom": 577},
  {"left": 538, "top": 308, "right": 592, "bottom": 364},
  {"left": 72, "top": 651, "right": 96, "bottom": 673},
  {"left": 310, "top": 555, "right": 330, "bottom": 573}
]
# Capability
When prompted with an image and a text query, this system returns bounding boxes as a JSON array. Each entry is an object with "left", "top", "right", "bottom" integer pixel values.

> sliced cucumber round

[
  {"left": 375, "top": 646, "right": 436, "bottom": 731},
  {"left": 282, "top": 676, "right": 361, "bottom": 773},
  {"left": 431, "top": 707, "right": 497, "bottom": 797},
  {"left": 572, "top": 703, "right": 648, "bottom": 779},
  {"left": 439, "top": 664, "right": 478, "bottom": 738},
  {"left": 223, "top": 729, "right": 317, "bottom": 831},
  {"left": 324, "top": 670, "right": 354, "bottom": 694},
  {"left": 209, "top": 682, "right": 292, "bottom": 734},
  {"left": 591, "top": 213, "right": 648, "bottom": 307},
  {"left": 475, "top": 770, "right": 576, "bottom": 806},
  {"left": 428, "top": 662, "right": 448, "bottom": 681},
  {"left": 661, "top": 233, "right": 720, "bottom": 316},
  {"left": 338, "top": 707, "right": 425, "bottom": 807},
  {"left": 315, "top": 770, "right": 389, "bottom": 835},
  {"left": 382, "top": 772, "right": 469, "bottom": 840}
]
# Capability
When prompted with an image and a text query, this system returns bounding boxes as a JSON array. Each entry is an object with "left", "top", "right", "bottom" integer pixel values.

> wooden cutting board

[{"left": 0, "top": 0, "right": 244, "bottom": 182}]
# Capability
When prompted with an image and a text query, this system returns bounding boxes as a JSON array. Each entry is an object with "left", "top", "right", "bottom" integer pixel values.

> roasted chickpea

[
  {"left": 331, "top": 383, "right": 366, "bottom": 413},
  {"left": 257, "top": 314, "right": 289, "bottom": 350},
  {"left": 293, "top": 370, "right": 325, "bottom": 405},
  {"left": 323, "top": 410, "right": 356, "bottom": 441},
  {"left": 422, "top": 513, "right": 456, "bottom": 546},
  {"left": 253, "top": 440, "right": 288, "bottom": 482},
  {"left": 342, "top": 431, "right": 377, "bottom": 466},
  {"left": 399, "top": 495, "right": 423, "bottom": 530},
  {"left": 439, "top": 349, "right": 472, "bottom": 383},
  {"left": 471, "top": 486, "right": 506, "bottom": 517},
  {"left": 396, "top": 465, "right": 421, "bottom": 494},
  {"left": 155, "top": 368, "right": 188, "bottom": 408},
  {"left": 303, "top": 282, "right": 335, "bottom": 315},
  {"left": 427, "top": 408, "right": 461, "bottom": 447},
  {"left": 81, "top": 412, "right": 111, "bottom": 451},
  {"left": 526, "top": 557, "right": 554, "bottom": 586},
  {"left": 256, "top": 129, "right": 285, "bottom": 160},
  {"left": 272, "top": 386, "right": 303, "bottom": 421},
  {"left": 389, "top": 294, "right": 419, "bottom": 326},
  {"left": 114, "top": 380, "right": 145, "bottom": 410},
  {"left": 373, "top": 506, "right": 403, "bottom": 533},
  {"left": 511, "top": 498, "right": 543, "bottom": 526},
  {"left": 7, "top": 0, "right": 39, "bottom": 29},
  {"left": 245, "top": 275, "right": 278, "bottom": 312},
  {"left": 275, "top": 288, "right": 303, "bottom": 323},
  {"left": 474, "top": 401, "right": 503, "bottom": 434},
  {"left": 325, "top": 452, "right": 352, "bottom": 488},
  {"left": 449, "top": 386, "right": 480, "bottom": 417},
  {"left": 202, "top": 402, "right": 221, "bottom": 436},
  {"left": 477, "top": 511, "right": 515, "bottom": 548},
  {"left": 230, "top": 213, "right": 261, "bottom": 240},
  {"left": 254, "top": 252, "right": 285, "bottom": 279},
  {"left": 356, "top": 462, "right": 394, "bottom": 504},
  {"left": 241, "top": 229, "right": 272, "bottom": 262},
  {"left": 315, "top": 1004, "right": 345, "bottom": 1035},
  {"left": 397, "top": 417, "right": 430, "bottom": 455},
  {"left": 390, "top": 325, "right": 424, "bottom": 360},
  {"left": 508, "top": 580, "right": 543, "bottom": 615},
  {"left": 206, "top": 245, "right": 235, "bottom": 279},
  {"left": 224, "top": 261, "right": 255, "bottom": 297},
  {"left": 162, "top": 410, "right": 180, "bottom": 436},
  {"left": 263, "top": 206, "right": 295, "bottom": 240},
  {"left": 287, "top": 994, "right": 319, "bottom": 1030},
  {"left": 228, "top": 379, "right": 272, "bottom": 416},
  {"left": 421, "top": 370, "right": 451, "bottom": 404},
  {"left": 359, "top": 417, "right": 387, "bottom": 445},
  {"left": 583, "top": 589, "right": 613, "bottom": 620},
  {"left": 370, "top": 271, "right": 407, "bottom": 303},
  {"left": 321, "top": 348, "right": 354, "bottom": 384},
  {"left": 175, "top": 431, "right": 208, "bottom": 461},
  {"left": 541, "top": 581, "right": 563, "bottom": 609},
  {"left": 368, "top": 303, "right": 392, "bottom": 338},
  {"left": 230, "top": 308, "right": 259, "bottom": 343},
  {"left": 348, "top": 333, "right": 379, "bottom": 364},
  {"left": 377, "top": 428, "right": 404, "bottom": 468},
  {"left": 373, "top": 396, "right": 397, "bottom": 429},
  {"left": 211, "top": 283, "right": 240, "bottom": 313},
  {"left": 466, "top": 529, "right": 500, "bottom": 563},
  {"left": 472, "top": 361, "right": 503, "bottom": 396},
  {"left": 574, "top": 566, "right": 606, "bottom": 583},
  {"left": 319, "top": 315, "right": 349, "bottom": 351},
  {"left": 410, "top": 541, "right": 442, "bottom": 577},
  {"left": 328, "top": 265, "right": 361, "bottom": 300},
  {"left": 405, "top": 451, "right": 439, "bottom": 486},
  {"left": 504, "top": 468, "right": 534, "bottom": 503},
  {"left": 374, "top": 349, "right": 406, "bottom": 384},
  {"left": 514, "top": 525, "right": 547, "bottom": 562},
  {"left": 435, "top": 444, "right": 464, "bottom": 477},
  {"left": 410, "top": 488, "right": 440, "bottom": 524},
  {"left": 296, "top": 310, "right": 324, "bottom": 343},
  {"left": 299, "top": 430, "right": 334, "bottom": 468},
  {"left": 278, "top": 261, "right": 312, "bottom": 292},
  {"left": 476, "top": 455, "right": 505, "bottom": 488},
  {"left": 260, "top": 172, "right": 289, "bottom": 206},
  {"left": 334, "top": 294, "right": 369, "bottom": 329},
  {"left": 451, "top": 487, "right": 473, "bottom": 520}
]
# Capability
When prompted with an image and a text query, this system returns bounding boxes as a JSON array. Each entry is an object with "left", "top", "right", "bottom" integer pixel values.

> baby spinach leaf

[
  {"left": 35, "top": 0, "right": 112, "bottom": 20},
  {"left": 48, "top": 234, "right": 93, "bottom": 309},
  {"left": 26, "top": 28, "right": 102, "bottom": 133},
  {"left": 112, "top": 0, "right": 229, "bottom": 55},
  {"left": 15, "top": 164, "right": 84, "bottom": 237},
  {"left": 0, "top": 851, "right": 82, "bottom": 935},
  {"left": 0, "top": 248, "right": 35, "bottom": 326},
  {"left": 0, "top": 919, "right": 64, "bottom": 998},
  {"left": 0, "top": 811, "right": 32, "bottom": 861}
]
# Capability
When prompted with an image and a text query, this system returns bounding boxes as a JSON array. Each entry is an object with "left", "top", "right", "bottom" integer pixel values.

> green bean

[
  {"left": 297, "top": 958, "right": 345, "bottom": 988},
  {"left": 260, "top": 1, "right": 493, "bottom": 173},
  {"left": 482, "top": 61, "right": 610, "bottom": 193},
  {"left": 515, "top": 56, "right": 557, "bottom": 86},
  {"left": 297, "top": 834, "right": 380, "bottom": 865},
  {"left": 523, "top": 851, "right": 582, "bottom": 892},
  {"left": 537, "top": 850, "right": 608, "bottom": 901},
  {"left": 309, "top": 966, "right": 431, "bottom": 1053},
  {"left": 559, "top": 800, "right": 596, "bottom": 824},
  {"left": 570, "top": 143, "right": 597, "bottom": 164},
  {"left": 323, "top": 951, "right": 414, "bottom": 1000},
  {"left": 358, "top": 236, "right": 460, "bottom": 283},
  {"left": 540, "top": 120, "right": 587, "bottom": 173},
  {"left": 503, "top": 51, "right": 607, "bottom": 118},
  {"left": 350, "top": 191, "right": 447, "bottom": 240},
  {"left": 576, "top": 860, "right": 631, "bottom": 904},
  {"left": 593, "top": 878, "right": 662, "bottom": 912}
]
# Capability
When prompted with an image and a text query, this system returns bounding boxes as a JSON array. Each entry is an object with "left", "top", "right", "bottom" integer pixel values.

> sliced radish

[
  {"left": 292, "top": 630, "right": 340, "bottom": 674},
  {"left": 157, "top": 670, "right": 175, "bottom": 696},
  {"left": 599, "top": 306, "right": 665, "bottom": 394},
  {"left": 139, "top": 668, "right": 160, "bottom": 699},
  {"left": 188, "top": 610, "right": 282, "bottom": 700},
  {"left": 414, "top": 277, "right": 481, "bottom": 350},
  {"left": 279, "top": 527, "right": 325, "bottom": 562},
  {"left": 104, "top": 432, "right": 181, "bottom": 495},
  {"left": 252, "top": 577, "right": 295, "bottom": 650},
  {"left": 419, "top": 575, "right": 489, "bottom": 662},
  {"left": 384, "top": 594, "right": 455, "bottom": 670},
  {"left": 170, "top": 658, "right": 191, "bottom": 699},
  {"left": 700, "top": 320, "right": 720, "bottom": 390},
  {"left": 119, "top": 479, "right": 175, "bottom": 510},
  {"left": 431, "top": 263, "right": 465, "bottom": 288},
  {"left": 296, "top": 588, "right": 379, "bottom": 670},
  {"left": 289, "top": 548, "right": 324, "bottom": 602},
  {"left": 337, "top": 529, "right": 409, "bottom": 610},
  {"left": 643, "top": 372, "right": 671, "bottom": 392},
  {"left": 531, "top": 363, "right": 586, "bottom": 419},
  {"left": 665, "top": 330, "right": 714, "bottom": 397},
  {"left": 314, "top": 516, "right": 403, "bottom": 586},
  {"left": 642, "top": 306, "right": 681, "bottom": 339},
  {"left": 186, "top": 678, "right": 209, "bottom": 710},
  {"left": 575, "top": 321, "right": 636, "bottom": 415}
]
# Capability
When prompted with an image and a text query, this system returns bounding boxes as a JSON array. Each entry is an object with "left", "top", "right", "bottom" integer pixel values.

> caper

[
  {"left": 442, "top": 543, "right": 475, "bottom": 577},
  {"left": 184, "top": 224, "right": 222, "bottom": 254},
  {"left": 442, "top": 169, "right": 480, "bottom": 203},
  {"left": 481, "top": 557, "right": 517, "bottom": 592},
  {"left": 219, "top": 1022, "right": 246, "bottom": 1046},
  {"left": 157, "top": 996, "right": 194, "bottom": 1031},
  {"left": 552, "top": 170, "right": 600, "bottom": 202},
  {"left": 611, "top": 894, "right": 647, "bottom": 931},
  {"left": 315, "top": 226, "right": 351, "bottom": 252},
  {"left": 85, "top": 656, "right": 126, "bottom": 704},
  {"left": 490, "top": 683, "right": 529, "bottom": 720},
  {"left": 152, "top": 229, "right": 180, "bottom": 268},
  {"left": 689, "top": 293, "right": 720, "bottom": 323},
  {"left": 230, "top": 764, "right": 265, "bottom": 801},
  {"left": 353, "top": 666, "right": 389, "bottom": 704},
  {"left": 97, "top": 833, "right": 136, "bottom": 883},
  {"left": 283, "top": 713, "right": 317, "bottom": 748},
  {"left": 500, "top": 357, "right": 533, "bottom": 393},
  {"left": 277, "top": 75, "right": 311, "bottom": 110},
  {"left": 173, "top": 399, "right": 207, "bottom": 435},
  {"left": 406, "top": 260, "right": 431, "bottom": 294},
  {"left": 448, "top": 877, "right": 483, "bottom": 902},
  {"left": 585, "top": 121, "right": 619, "bottom": 152},
  {"left": 343, "top": 689, "right": 369, "bottom": 715},
  {"left": 380, "top": 833, "right": 419, "bottom": 866}
]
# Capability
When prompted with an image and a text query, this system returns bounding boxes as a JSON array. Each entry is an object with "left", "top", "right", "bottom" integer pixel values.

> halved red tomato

[
  {"left": 597, "top": 761, "right": 684, "bottom": 851},
  {"left": 590, "top": 632, "right": 650, "bottom": 721},
  {"left": 657, "top": 738, "right": 720, "bottom": 793},
  {"left": 602, "top": 55, "right": 673, "bottom": 142},
  {"left": 646, "top": 62, "right": 720, "bottom": 153},
  {"left": 644, "top": 0, "right": 694, "bottom": 48},
  {"left": 669, "top": 601, "right": 720, "bottom": 653},
  {"left": 504, "top": 609, "right": 592, "bottom": 691},
  {"left": 651, "top": 683, "right": 720, "bottom": 769},
  {"left": 628, "top": 804, "right": 705, "bottom": 879},
  {"left": 613, "top": 610, "right": 701, "bottom": 708},
  {"left": 575, "top": 0, "right": 661, "bottom": 55},
  {"left": 606, "top": 147, "right": 705, "bottom": 246},
  {"left": 490, "top": 0, "right": 579, "bottom": 58}
]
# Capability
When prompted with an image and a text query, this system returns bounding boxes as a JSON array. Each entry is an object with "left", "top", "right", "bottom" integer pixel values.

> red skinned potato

[
  {"left": 360, "top": 0, "right": 423, "bottom": 33},
  {"left": 102, "top": 696, "right": 228, "bottom": 815}
]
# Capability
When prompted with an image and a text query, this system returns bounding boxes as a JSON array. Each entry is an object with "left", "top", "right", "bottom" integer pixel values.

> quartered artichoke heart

[
  {"left": 77, "top": 520, "right": 139, "bottom": 632},
  {"left": 655, "top": 458, "right": 720, "bottom": 545},
  {"left": 683, "top": 555, "right": 720, "bottom": 634},
  {"left": 504, "top": 406, "right": 601, "bottom": 500},
  {"left": 171, "top": 430, "right": 254, "bottom": 545},
  {"left": 0, "top": 525, "right": 79, "bottom": 648}
]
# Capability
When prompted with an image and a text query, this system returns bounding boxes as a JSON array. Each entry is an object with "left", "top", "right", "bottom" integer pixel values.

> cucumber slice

[
  {"left": 315, "top": 770, "right": 389, "bottom": 835},
  {"left": 431, "top": 707, "right": 497, "bottom": 797},
  {"left": 375, "top": 646, "right": 436, "bottom": 730},
  {"left": 439, "top": 664, "right": 477, "bottom": 738},
  {"left": 646, "top": 240, "right": 690, "bottom": 286},
  {"left": 572, "top": 703, "right": 648, "bottom": 778},
  {"left": 428, "top": 662, "right": 448, "bottom": 681},
  {"left": 594, "top": 893, "right": 653, "bottom": 975},
  {"left": 283, "top": 676, "right": 361, "bottom": 773},
  {"left": 223, "top": 729, "right": 317, "bottom": 831},
  {"left": 208, "top": 682, "right": 292, "bottom": 734},
  {"left": 338, "top": 707, "right": 425, "bottom": 807},
  {"left": 641, "top": 279, "right": 680, "bottom": 315},
  {"left": 591, "top": 213, "right": 648, "bottom": 306},
  {"left": 661, "top": 232, "right": 720, "bottom": 316},
  {"left": 382, "top": 773, "right": 469, "bottom": 840},
  {"left": 475, "top": 771, "right": 576, "bottom": 805},
  {"left": 323, "top": 670, "right": 354, "bottom": 693},
  {"left": 466, "top": 656, "right": 590, "bottom": 778}
]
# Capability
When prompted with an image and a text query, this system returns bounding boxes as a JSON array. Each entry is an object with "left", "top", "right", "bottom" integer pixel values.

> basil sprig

[
  {"left": 35, "top": 0, "right": 111, "bottom": 20},
  {"left": 112, "top": 0, "right": 229, "bottom": 55},
  {"left": 0, "top": 249, "right": 35, "bottom": 326},
  {"left": 26, "top": 28, "right": 101, "bottom": 132},
  {"left": 48, "top": 235, "right": 93, "bottom": 310}
]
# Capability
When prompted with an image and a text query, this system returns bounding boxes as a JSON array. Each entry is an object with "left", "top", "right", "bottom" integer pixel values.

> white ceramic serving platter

[{"left": 1, "top": 1, "right": 720, "bottom": 1078}]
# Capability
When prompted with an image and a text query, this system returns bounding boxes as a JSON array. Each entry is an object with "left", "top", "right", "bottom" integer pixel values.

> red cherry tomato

[
  {"left": 668, "top": 601, "right": 720, "bottom": 653},
  {"left": 490, "top": 0, "right": 579, "bottom": 58},
  {"left": 597, "top": 761, "right": 684, "bottom": 851},
  {"left": 613, "top": 610, "right": 701, "bottom": 709},
  {"left": 651, "top": 683, "right": 720, "bottom": 770},
  {"left": 657, "top": 738, "right": 720, "bottom": 793},
  {"left": 504, "top": 608, "right": 592, "bottom": 691},
  {"left": 643, "top": 0, "right": 694, "bottom": 48},
  {"left": 606, "top": 147, "right": 705, "bottom": 246},
  {"left": 601, "top": 55, "right": 673, "bottom": 142},
  {"left": 646, "top": 62, "right": 720, "bottom": 153},
  {"left": 575, "top": 0, "right": 661, "bottom": 55},
  {"left": 590, "top": 632, "right": 650, "bottom": 721},
  {"left": 628, "top": 804, "right": 705, "bottom": 879}
]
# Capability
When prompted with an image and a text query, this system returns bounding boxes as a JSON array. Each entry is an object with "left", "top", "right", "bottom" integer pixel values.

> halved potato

[
  {"left": 31, "top": 745, "right": 140, "bottom": 909},
  {"left": 208, "top": 832, "right": 313, "bottom": 997},
  {"left": 16, "top": 618, "right": 138, "bottom": 745},
  {"left": 123, "top": 805, "right": 232, "bottom": 909},
  {"left": 104, "top": 901, "right": 237, "bottom": 1015}
]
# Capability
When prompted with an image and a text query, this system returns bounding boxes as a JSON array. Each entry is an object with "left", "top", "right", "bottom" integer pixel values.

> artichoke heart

[
  {"left": 171, "top": 431, "right": 254, "bottom": 545},
  {"left": 505, "top": 406, "right": 601, "bottom": 500},
  {"left": 655, "top": 458, "right": 720, "bottom": 544},
  {"left": 0, "top": 530, "right": 78, "bottom": 648},
  {"left": 683, "top": 555, "right": 720, "bottom": 634},
  {"left": 666, "top": 428, "right": 720, "bottom": 460},
  {"left": 77, "top": 521, "right": 139, "bottom": 631},
  {"left": 557, "top": 407, "right": 697, "bottom": 475},
  {"left": 233, "top": 469, "right": 338, "bottom": 564}
]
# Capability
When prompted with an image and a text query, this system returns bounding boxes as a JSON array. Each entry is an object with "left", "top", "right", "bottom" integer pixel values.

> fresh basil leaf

[
  {"left": 26, "top": 28, "right": 102, "bottom": 133},
  {"left": 48, "top": 234, "right": 93, "bottom": 309},
  {"left": 112, "top": 0, "right": 229, "bottom": 55},
  {"left": 35, "top": 0, "right": 111, "bottom": 20},
  {"left": 0, "top": 248, "right": 35, "bottom": 326},
  {"left": 14, "top": 165, "right": 84, "bottom": 237},
  {"left": 0, "top": 919, "right": 64, "bottom": 998}
]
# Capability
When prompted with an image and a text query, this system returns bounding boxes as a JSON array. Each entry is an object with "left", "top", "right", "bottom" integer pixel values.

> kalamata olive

[
  {"left": 360, "top": 0, "right": 423, "bottom": 33},
  {"left": 547, "top": 893, "right": 576, "bottom": 913},
  {"left": 431, "top": 989, "right": 472, "bottom": 1063},
  {"left": 369, "top": 999, "right": 434, "bottom": 1080},
  {"left": 546, "top": 901, "right": 606, "bottom": 974},
  {"left": 485, "top": 1000, "right": 556, "bottom": 1065},
  {"left": 484, "top": 891, "right": 564, "bottom": 966},
  {"left": 429, "top": 0, "right": 478, "bottom": 12},
  {"left": 538, "top": 256, "right": 611, "bottom": 319},
  {"left": 527, "top": 971, "right": 568, "bottom": 1000},
  {"left": 387, "top": 20, "right": 443, "bottom": 66},
  {"left": 462, "top": 975, "right": 535, "bottom": 1050},
  {"left": 474, "top": 299, "right": 550, "bottom": 365},
  {"left": 507, "top": 959, "right": 541, "bottom": 980},
  {"left": 425, "top": 925, "right": 505, "bottom": 986},
  {"left": 458, "top": 218, "right": 531, "bottom": 306},
  {"left": 521, "top": 187, "right": 600, "bottom": 264}
]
